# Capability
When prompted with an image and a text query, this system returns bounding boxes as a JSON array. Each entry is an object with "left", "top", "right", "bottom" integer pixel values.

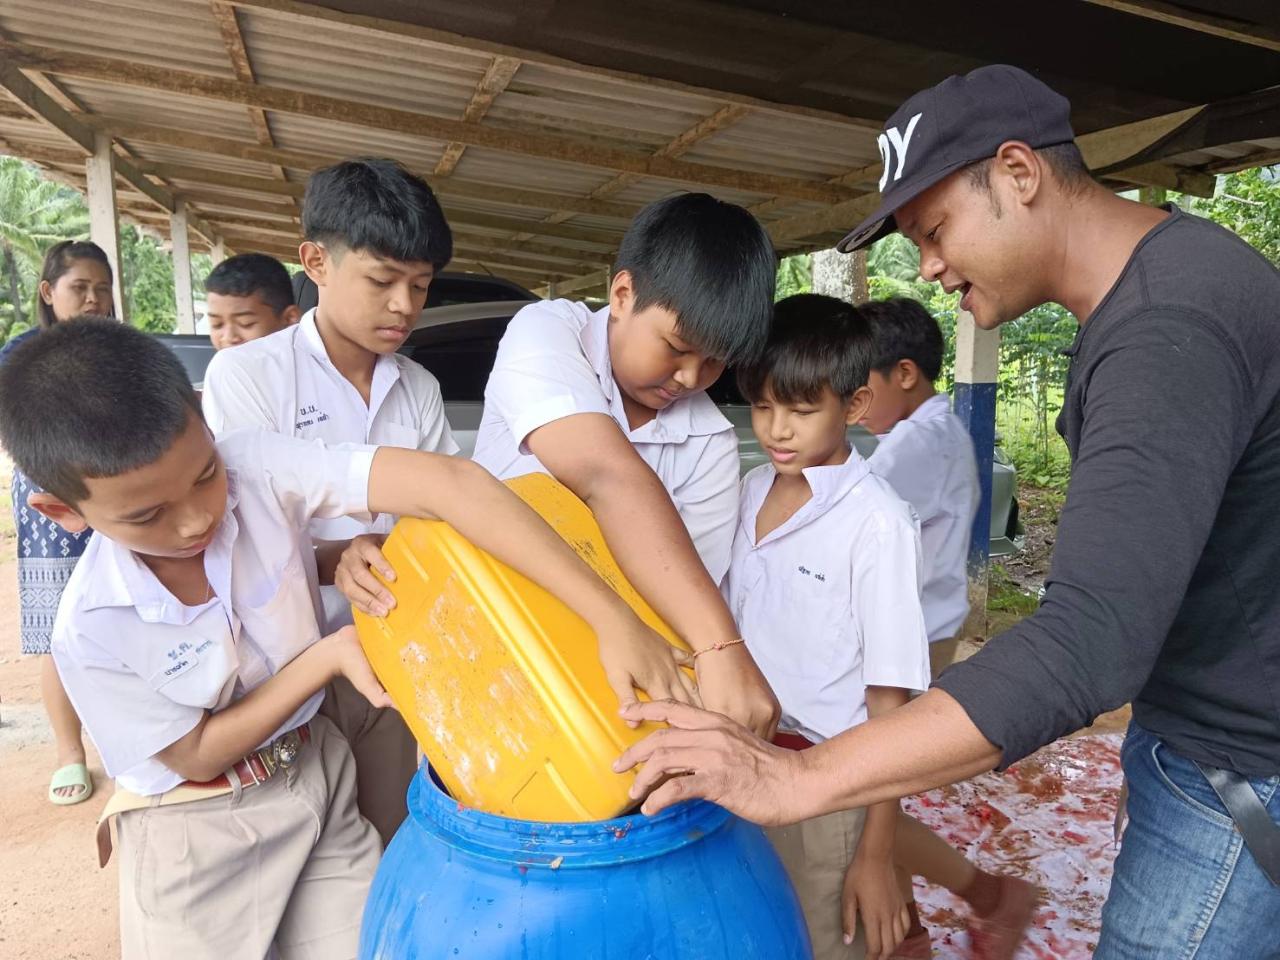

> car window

[{"left": 403, "top": 316, "right": 513, "bottom": 402}]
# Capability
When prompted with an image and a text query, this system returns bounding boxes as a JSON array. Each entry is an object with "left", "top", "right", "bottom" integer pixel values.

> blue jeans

[{"left": 1096, "top": 723, "right": 1280, "bottom": 959}]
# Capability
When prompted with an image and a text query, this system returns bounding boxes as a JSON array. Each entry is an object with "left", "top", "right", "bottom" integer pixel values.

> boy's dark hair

[
  {"left": 36, "top": 240, "right": 113, "bottom": 329},
  {"left": 205, "top": 253, "right": 295, "bottom": 313},
  {"left": 861, "top": 297, "right": 945, "bottom": 383},
  {"left": 736, "top": 294, "right": 873, "bottom": 405},
  {"left": 613, "top": 193, "right": 776, "bottom": 366},
  {"left": 303, "top": 158, "right": 453, "bottom": 269},
  {"left": 0, "top": 317, "right": 201, "bottom": 505}
]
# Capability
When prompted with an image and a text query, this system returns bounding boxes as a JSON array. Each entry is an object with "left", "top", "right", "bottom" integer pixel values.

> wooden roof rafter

[
  {"left": 1080, "top": 1, "right": 1280, "bottom": 52},
  {"left": 0, "top": 39, "right": 859, "bottom": 205},
  {"left": 208, "top": 0, "right": 292, "bottom": 197},
  {"left": 434, "top": 55, "right": 523, "bottom": 176}
]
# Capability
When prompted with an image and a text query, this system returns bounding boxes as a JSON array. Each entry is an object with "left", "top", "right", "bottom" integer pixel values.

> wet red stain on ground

[{"left": 901, "top": 734, "right": 1123, "bottom": 959}]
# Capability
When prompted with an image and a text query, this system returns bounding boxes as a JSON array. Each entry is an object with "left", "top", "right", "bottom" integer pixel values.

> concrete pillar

[
  {"left": 811, "top": 248, "right": 868, "bottom": 304},
  {"left": 170, "top": 201, "right": 195, "bottom": 334},
  {"left": 85, "top": 132, "right": 126, "bottom": 322},
  {"left": 210, "top": 238, "right": 227, "bottom": 266},
  {"left": 1139, "top": 185, "right": 1168, "bottom": 207},
  {"left": 954, "top": 309, "right": 1000, "bottom": 635}
]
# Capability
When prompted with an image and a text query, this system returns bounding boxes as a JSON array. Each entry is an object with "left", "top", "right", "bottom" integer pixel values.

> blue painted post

[{"left": 952, "top": 310, "right": 1000, "bottom": 634}]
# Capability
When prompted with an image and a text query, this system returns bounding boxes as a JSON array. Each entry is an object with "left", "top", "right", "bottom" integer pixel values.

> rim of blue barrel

[{"left": 408, "top": 766, "right": 733, "bottom": 870}]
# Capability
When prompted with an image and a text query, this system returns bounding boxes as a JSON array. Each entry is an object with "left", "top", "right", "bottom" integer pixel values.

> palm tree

[{"left": 0, "top": 156, "right": 91, "bottom": 340}]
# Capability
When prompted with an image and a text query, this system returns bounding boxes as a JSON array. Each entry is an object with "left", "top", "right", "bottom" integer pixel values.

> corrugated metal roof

[{"left": 0, "top": 0, "right": 1275, "bottom": 293}]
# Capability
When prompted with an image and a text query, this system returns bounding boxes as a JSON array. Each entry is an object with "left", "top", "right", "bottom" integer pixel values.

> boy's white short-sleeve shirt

[
  {"left": 201, "top": 308, "right": 458, "bottom": 544},
  {"left": 202, "top": 309, "right": 458, "bottom": 629},
  {"left": 723, "top": 454, "right": 930, "bottom": 743},
  {"left": 868, "top": 393, "right": 980, "bottom": 643},
  {"left": 51, "top": 430, "right": 375, "bottom": 796},
  {"left": 472, "top": 299, "right": 740, "bottom": 582}
]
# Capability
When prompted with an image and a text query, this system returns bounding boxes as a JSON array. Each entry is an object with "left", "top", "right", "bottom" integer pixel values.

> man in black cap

[{"left": 617, "top": 64, "right": 1280, "bottom": 959}]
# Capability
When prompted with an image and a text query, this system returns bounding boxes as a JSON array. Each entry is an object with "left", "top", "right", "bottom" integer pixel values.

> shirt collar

[
  {"left": 742, "top": 448, "right": 873, "bottom": 545},
  {"left": 580, "top": 304, "right": 731, "bottom": 443},
  {"left": 908, "top": 393, "right": 952, "bottom": 423},
  {"left": 79, "top": 479, "right": 240, "bottom": 625},
  {"left": 299, "top": 309, "right": 402, "bottom": 419},
  {"left": 800, "top": 448, "right": 873, "bottom": 512}
]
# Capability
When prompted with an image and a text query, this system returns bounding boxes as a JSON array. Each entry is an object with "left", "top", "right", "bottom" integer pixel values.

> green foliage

[
  {"left": 1190, "top": 167, "right": 1280, "bottom": 265},
  {"left": 0, "top": 155, "right": 204, "bottom": 341},
  {"left": 987, "top": 564, "right": 1040, "bottom": 617},
  {"left": 775, "top": 254, "right": 811, "bottom": 299},
  {"left": 0, "top": 156, "right": 90, "bottom": 339}
]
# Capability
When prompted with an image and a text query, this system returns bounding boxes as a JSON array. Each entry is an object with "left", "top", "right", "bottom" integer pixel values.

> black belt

[{"left": 1195, "top": 760, "right": 1280, "bottom": 887}]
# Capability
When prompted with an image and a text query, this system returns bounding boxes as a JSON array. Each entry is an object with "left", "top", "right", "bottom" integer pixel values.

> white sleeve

[
  {"left": 671, "top": 429, "right": 740, "bottom": 584},
  {"left": 202, "top": 348, "right": 282, "bottom": 437},
  {"left": 870, "top": 424, "right": 944, "bottom": 526},
  {"left": 484, "top": 301, "right": 611, "bottom": 452},
  {"left": 241, "top": 431, "right": 378, "bottom": 526},
  {"left": 402, "top": 364, "right": 460, "bottom": 455},
  {"left": 52, "top": 632, "right": 203, "bottom": 779},
  {"left": 852, "top": 509, "right": 932, "bottom": 691}
]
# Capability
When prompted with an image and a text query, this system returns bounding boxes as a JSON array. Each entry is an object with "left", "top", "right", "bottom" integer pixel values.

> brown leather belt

[
  {"left": 187, "top": 722, "right": 312, "bottom": 790},
  {"left": 96, "top": 722, "right": 313, "bottom": 868}
]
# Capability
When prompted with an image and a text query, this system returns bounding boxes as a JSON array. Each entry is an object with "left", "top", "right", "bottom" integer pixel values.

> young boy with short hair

[
  {"left": 859, "top": 297, "right": 1037, "bottom": 958},
  {"left": 3, "top": 318, "right": 676, "bottom": 960},
  {"left": 205, "top": 252, "right": 300, "bottom": 351},
  {"left": 727, "top": 294, "right": 930, "bottom": 960},
  {"left": 469, "top": 192, "right": 781, "bottom": 734},
  {"left": 200, "top": 158, "right": 459, "bottom": 843}
]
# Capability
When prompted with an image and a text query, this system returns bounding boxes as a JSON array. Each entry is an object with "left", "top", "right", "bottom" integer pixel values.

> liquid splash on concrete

[{"left": 901, "top": 733, "right": 1123, "bottom": 958}]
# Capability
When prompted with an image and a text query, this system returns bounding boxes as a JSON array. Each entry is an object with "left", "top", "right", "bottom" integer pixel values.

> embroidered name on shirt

[
  {"left": 797, "top": 565, "right": 826, "bottom": 582},
  {"left": 163, "top": 641, "right": 198, "bottom": 678},
  {"left": 295, "top": 402, "right": 331, "bottom": 430}
]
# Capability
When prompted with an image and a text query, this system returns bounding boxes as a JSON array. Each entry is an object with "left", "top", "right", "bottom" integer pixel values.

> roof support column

[
  {"left": 954, "top": 309, "right": 1000, "bottom": 637},
  {"left": 210, "top": 237, "right": 227, "bottom": 266},
  {"left": 171, "top": 200, "right": 195, "bottom": 333},
  {"left": 85, "top": 131, "right": 126, "bottom": 322}
]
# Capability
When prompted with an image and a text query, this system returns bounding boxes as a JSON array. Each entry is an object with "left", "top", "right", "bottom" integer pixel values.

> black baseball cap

[{"left": 837, "top": 65, "right": 1077, "bottom": 253}]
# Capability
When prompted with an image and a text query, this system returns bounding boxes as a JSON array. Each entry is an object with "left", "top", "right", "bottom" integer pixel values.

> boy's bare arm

[
  {"left": 363, "top": 446, "right": 699, "bottom": 708},
  {"left": 157, "top": 628, "right": 385, "bottom": 782},
  {"left": 525, "top": 413, "right": 779, "bottom": 737},
  {"left": 843, "top": 685, "right": 912, "bottom": 960}
]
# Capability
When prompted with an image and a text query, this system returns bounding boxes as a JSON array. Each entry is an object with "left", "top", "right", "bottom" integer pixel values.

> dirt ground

[
  {"left": 0, "top": 471, "right": 1124, "bottom": 959},
  {"left": 0, "top": 558, "right": 121, "bottom": 959}
]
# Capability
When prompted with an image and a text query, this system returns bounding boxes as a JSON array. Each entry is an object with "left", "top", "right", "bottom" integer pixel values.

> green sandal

[{"left": 48, "top": 762, "right": 93, "bottom": 806}]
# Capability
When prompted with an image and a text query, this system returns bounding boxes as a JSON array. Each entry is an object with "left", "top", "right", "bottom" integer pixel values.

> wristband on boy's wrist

[{"left": 692, "top": 636, "right": 745, "bottom": 660}]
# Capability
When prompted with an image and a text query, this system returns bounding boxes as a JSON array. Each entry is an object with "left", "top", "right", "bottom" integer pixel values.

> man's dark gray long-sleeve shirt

[{"left": 936, "top": 207, "right": 1280, "bottom": 776}]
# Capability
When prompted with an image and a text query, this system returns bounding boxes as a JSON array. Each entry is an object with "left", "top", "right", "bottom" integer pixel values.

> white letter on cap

[
  {"left": 884, "top": 112, "right": 923, "bottom": 185},
  {"left": 877, "top": 133, "right": 892, "bottom": 191}
]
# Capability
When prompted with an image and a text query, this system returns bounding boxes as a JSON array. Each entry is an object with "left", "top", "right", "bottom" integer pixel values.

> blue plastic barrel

[{"left": 359, "top": 768, "right": 813, "bottom": 959}]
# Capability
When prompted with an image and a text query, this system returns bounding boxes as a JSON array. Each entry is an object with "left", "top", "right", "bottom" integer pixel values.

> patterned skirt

[{"left": 14, "top": 469, "right": 91, "bottom": 655}]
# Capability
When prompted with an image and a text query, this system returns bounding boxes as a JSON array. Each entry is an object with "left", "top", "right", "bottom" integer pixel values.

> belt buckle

[{"left": 273, "top": 730, "right": 303, "bottom": 769}]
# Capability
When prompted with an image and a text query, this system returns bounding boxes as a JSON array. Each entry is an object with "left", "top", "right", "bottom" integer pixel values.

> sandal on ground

[{"left": 48, "top": 762, "right": 94, "bottom": 806}]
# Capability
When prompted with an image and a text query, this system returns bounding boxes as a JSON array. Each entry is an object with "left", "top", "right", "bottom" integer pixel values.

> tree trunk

[
  {"left": 0, "top": 242, "right": 23, "bottom": 341},
  {"left": 810, "top": 247, "right": 868, "bottom": 305}
]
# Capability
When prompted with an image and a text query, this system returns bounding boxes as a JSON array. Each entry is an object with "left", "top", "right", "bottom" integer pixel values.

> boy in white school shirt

[
  {"left": 859, "top": 297, "right": 1037, "bottom": 959},
  {"left": 201, "top": 159, "right": 458, "bottom": 844},
  {"left": 6, "top": 319, "right": 680, "bottom": 960},
  {"left": 724, "top": 295, "right": 930, "bottom": 960},
  {"left": 470, "top": 193, "right": 782, "bottom": 736}
]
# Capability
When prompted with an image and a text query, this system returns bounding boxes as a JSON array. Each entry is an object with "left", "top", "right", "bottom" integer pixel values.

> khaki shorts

[
  {"left": 319, "top": 675, "right": 419, "bottom": 847},
  {"left": 767, "top": 806, "right": 869, "bottom": 960},
  {"left": 116, "top": 714, "right": 381, "bottom": 960}
]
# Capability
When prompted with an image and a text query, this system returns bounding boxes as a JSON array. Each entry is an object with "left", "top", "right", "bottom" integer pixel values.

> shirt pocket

[
  {"left": 378, "top": 420, "right": 425, "bottom": 451},
  {"left": 776, "top": 572, "right": 848, "bottom": 677},
  {"left": 147, "top": 621, "right": 238, "bottom": 709},
  {"left": 240, "top": 552, "right": 320, "bottom": 671}
]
